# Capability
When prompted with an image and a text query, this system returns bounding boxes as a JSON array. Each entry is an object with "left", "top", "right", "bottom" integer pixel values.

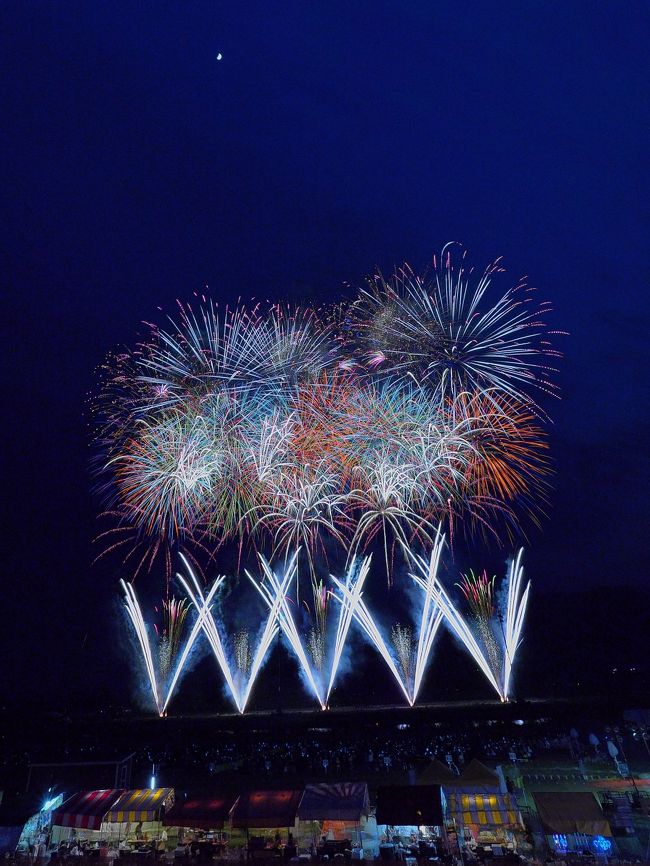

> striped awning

[
  {"left": 447, "top": 793, "right": 522, "bottom": 829},
  {"left": 52, "top": 790, "right": 124, "bottom": 831},
  {"left": 298, "top": 783, "right": 369, "bottom": 822},
  {"left": 105, "top": 789, "right": 174, "bottom": 823}
]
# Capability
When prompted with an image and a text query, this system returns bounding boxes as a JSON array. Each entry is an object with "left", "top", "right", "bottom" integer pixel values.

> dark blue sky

[{"left": 2, "top": 2, "right": 648, "bottom": 704}]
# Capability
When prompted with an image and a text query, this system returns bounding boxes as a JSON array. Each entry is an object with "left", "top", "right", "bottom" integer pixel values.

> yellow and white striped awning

[
  {"left": 105, "top": 788, "right": 174, "bottom": 823},
  {"left": 448, "top": 793, "right": 522, "bottom": 829}
]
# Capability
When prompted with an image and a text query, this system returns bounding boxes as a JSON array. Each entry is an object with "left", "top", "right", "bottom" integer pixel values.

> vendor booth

[
  {"left": 446, "top": 792, "right": 522, "bottom": 855},
  {"left": 50, "top": 788, "right": 175, "bottom": 851},
  {"left": 104, "top": 788, "right": 175, "bottom": 824},
  {"left": 164, "top": 795, "right": 236, "bottom": 831},
  {"left": 15, "top": 793, "right": 64, "bottom": 855},
  {"left": 163, "top": 794, "right": 237, "bottom": 857},
  {"left": 230, "top": 789, "right": 303, "bottom": 859},
  {"left": 442, "top": 761, "right": 523, "bottom": 855},
  {"left": 297, "top": 782, "right": 369, "bottom": 855},
  {"left": 375, "top": 785, "right": 448, "bottom": 860},
  {"left": 532, "top": 792, "right": 613, "bottom": 857},
  {"left": 52, "top": 789, "right": 124, "bottom": 832}
]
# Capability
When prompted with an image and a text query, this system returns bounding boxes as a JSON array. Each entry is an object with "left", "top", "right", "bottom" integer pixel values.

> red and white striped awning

[{"left": 52, "top": 790, "right": 124, "bottom": 831}]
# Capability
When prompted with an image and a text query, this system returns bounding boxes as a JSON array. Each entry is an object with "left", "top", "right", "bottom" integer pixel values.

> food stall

[
  {"left": 163, "top": 794, "right": 237, "bottom": 857},
  {"left": 297, "top": 782, "right": 369, "bottom": 855},
  {"left": 230, "top": 789, "right": 303, "bottom": 859},
  {"left": 532, "top": 792, "right": 614, "bottom": 858},
  {"left": 445, "top": 792, "right": 523, "bottom": 856},
  {"left": 15, "top": 794, "right": 64, "bottom": 855},
  {"left": 103, "top": 788, "right": 175, "bottom": 850},
  {"left": 50, "top": 788, "right": 174, "bottom": 852},
  {"left": 51, "top": 789, "right": 125, "bottom": 844},
  {"left": 443, "top": 761, "right": 523, "bottom": 856},
  {"left": 375, "top": 784, "right": 448, "bottom": 861}
]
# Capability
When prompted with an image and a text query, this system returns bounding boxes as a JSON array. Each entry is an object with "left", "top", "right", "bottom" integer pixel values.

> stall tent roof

[
  {"left": 105, "top": 789, "right": 174, "bottom": 823},
  {"left": 447, "top": 792, "right": 523, "bottom": 829},
  {"left": 52, "top": 790, "right": 124, "bottom": 830},
  {"left": 298, "top": 783, "right": 369, "bottom": 822},
  {"left": 418, "top": 760, "right": 458, "bottom": 785},
  {"left": 376, "top": 785, "right": 443, "bottom": 827},
  {"left": 532, "top": 792, "right": 612, "bottom": 836},
  {"left": 457, "top": 760, "right": 500, "bottom": 789},
  {"left": 231, "top": 790, "right": 303, "bottom": 829},
  {"left": 164, "top": 796, "right": 237, "bottom": 830}
]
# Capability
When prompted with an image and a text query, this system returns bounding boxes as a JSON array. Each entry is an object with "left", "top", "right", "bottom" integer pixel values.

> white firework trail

[
  {"left": 502, "top": 548, "right": 530, "bottom": 700},
  {"left": 121, "top": 580, "right": 162, "bottom": 714},
  {"left": 326, "top": 556, "right": 372, "bottom": 704},
  {"left": 410, "top": 527, "right": 445, "bottom": 703}
]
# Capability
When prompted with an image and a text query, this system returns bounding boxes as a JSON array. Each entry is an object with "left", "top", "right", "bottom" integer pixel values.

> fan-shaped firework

[
  {"left": 94, "top": 247, "right": 561, "bottom": 590},
  {"left": 154, "top": 596, "right": 190, "bottom": 679},
  {"left": 391, "top": 623, "right": 414, "bottom": 685},
  {"left": 305, "top": 579, "right": 330, "bottom": 671},
  {"left": 457, "top": 569, "right": 502, "bottom": 676},
  {"left": 234, "top": 630, "right": 252, "bottom": 677}
]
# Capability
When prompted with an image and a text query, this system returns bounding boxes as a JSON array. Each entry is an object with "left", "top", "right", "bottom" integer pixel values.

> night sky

[{"left": 2, "top": 2, "right": 649, "bottom": 708}]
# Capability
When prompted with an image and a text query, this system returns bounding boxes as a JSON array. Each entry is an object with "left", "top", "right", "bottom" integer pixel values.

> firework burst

[
  {"left": 94, "top": 246, "right": 561, "bottom": 607},
  {"left": 349, "top": 243, "right": 562, "bottom": 408}
]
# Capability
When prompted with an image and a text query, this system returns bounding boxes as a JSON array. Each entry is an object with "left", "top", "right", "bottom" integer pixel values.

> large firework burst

[
  {"left": 94, "top": 247, "right": 560, "bottom": 589},
  {"left": 349, "top": 243, "right": 561, "bottom": 407}
]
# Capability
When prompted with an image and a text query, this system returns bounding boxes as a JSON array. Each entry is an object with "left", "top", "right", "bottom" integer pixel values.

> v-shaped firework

[
  {"left": 164, "top": 554, "right": 283, "bottom": 714},
  {"left": 408, "top": 542, "right": 530, "bottom": 701},
  {"left": 120, "top": 556, "right": 280, "bottom": 716},
  {"left": 245, "top": 553, "right": 379, "bottom": 709},
  {"left": 330, "top": 531, "right": 446, "bottom": 705},
  {"left": 326, "top": 556, "right": 372, "bottom": 704},
  {"left": 329, "top": 566, "right": 412, "bottom": 704}
]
